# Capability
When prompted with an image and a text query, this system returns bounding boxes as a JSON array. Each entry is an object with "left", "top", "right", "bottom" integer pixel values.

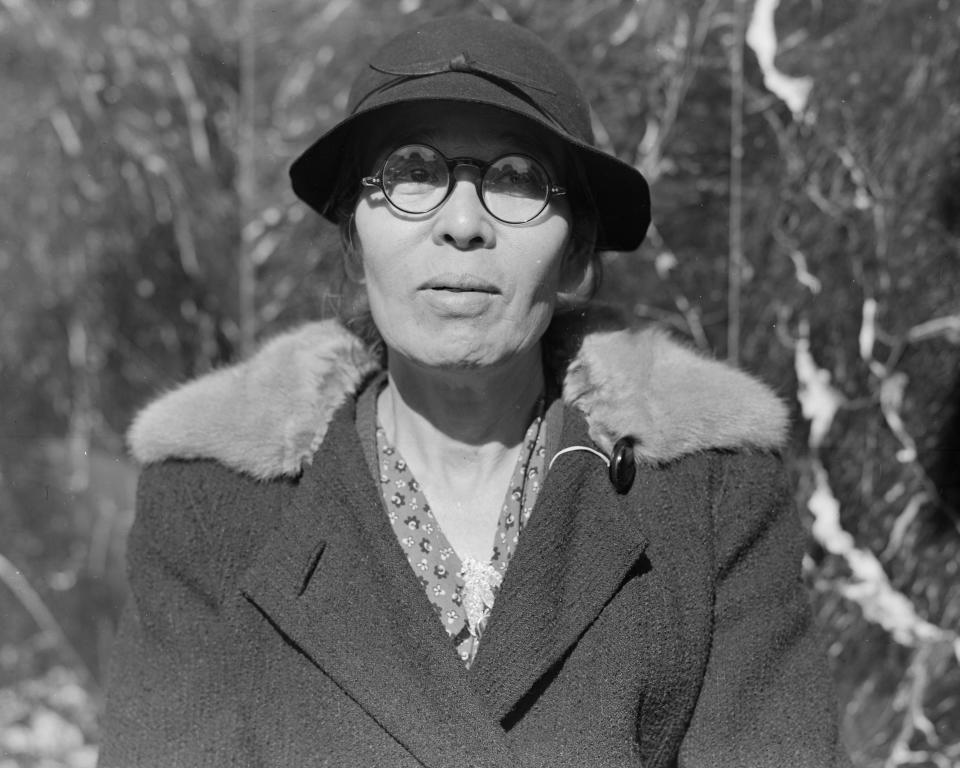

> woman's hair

[{"left": 325, "top": 127, "right": 602, "bottom": 359}]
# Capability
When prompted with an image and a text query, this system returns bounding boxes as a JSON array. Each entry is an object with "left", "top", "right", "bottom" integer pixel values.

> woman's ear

[
  {"left": 557, "top": 235, "right": 597, "bottom": 301},
  {"left": 557, "top": 177, "right": 600, "bottom": 299},
  {"left": 341, "top": 213, "right": 366, "bottom": 284}
]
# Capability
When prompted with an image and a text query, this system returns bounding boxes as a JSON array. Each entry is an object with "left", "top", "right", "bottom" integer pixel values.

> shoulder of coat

[
  {"left": 127, "top": 320, "right": 380, "bottom": 481},
  {"left": 557, "top": 308, "right": 789, "bottom": 463},
  {"left": 128, "top": 308, "right": 788, "bottom": 479}
]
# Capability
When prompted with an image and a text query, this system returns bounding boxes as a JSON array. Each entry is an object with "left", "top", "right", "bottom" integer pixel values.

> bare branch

[
  {"left": 727, "top": 0, "right": 747, "bottom": 364},
  {"left": 746, "top": 0, "right": 813, "bottom": 117},
  {"left": 907, "top": 314, "right": 960, "bottom": 344},
  {"left": 167, "top": 55, "right": 212, "bottom": 170},
  {"left": 881, "top": 492, "right": 931, "bottom": 562},
  {"left": 238, "top": 0, "right": 258, "bottom": 355},
  {"left": 114, "top": 125, "right": 202, "bottom": 278},
  {"left": 635, "top": 0, "right": 722, "bottom": 179},
  {"left": 48, "top": 108, "right": 82, "bottom": 157},
  {"left": 0, "top": 552, "right": 97, "bottom": 691},
  {"left": 795, "top": 325, "right": 956, "bottom": 654}
]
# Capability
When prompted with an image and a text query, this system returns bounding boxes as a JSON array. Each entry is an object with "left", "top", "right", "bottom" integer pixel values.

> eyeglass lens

[{"left": 379, "top": 144, "right": 552, "bottom": 223}]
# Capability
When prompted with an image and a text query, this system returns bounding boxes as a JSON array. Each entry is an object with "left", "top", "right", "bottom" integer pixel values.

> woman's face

[{"left": 353, "top": 102, "right": 573, "bottom": 373}]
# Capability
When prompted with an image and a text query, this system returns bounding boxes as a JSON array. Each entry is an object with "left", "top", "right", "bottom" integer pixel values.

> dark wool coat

[{"left": 100, "top": 310, "right": 850, "bottom": 768}]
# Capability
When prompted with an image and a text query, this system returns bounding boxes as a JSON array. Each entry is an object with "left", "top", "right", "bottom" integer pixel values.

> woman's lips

[
  {"left": 418, "top": 274, "right": 500, "bottom": 315},
  {"left": 419, "top": 273, "right": 500, "bottom": 293}
]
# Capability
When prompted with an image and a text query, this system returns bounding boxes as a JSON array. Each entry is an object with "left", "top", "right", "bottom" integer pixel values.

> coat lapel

[
  {"left": 469, "top": 407, "right": 650, "bottom": 722},
  {"left": 240, "top": 401, "right": 515, "bottom": 768}
]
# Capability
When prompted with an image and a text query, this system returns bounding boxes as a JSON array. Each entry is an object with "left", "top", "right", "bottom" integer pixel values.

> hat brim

[{"left": 289, "top": 75, "right": 650, "bottom": 251}]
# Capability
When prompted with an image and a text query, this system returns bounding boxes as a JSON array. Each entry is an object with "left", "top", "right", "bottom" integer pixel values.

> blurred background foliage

[{"left": 1, "top": 0, "right": 958, "bottom": 765}]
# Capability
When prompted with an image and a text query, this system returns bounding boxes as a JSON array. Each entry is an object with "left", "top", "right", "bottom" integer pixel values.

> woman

[{"left": 101, "top": 15, "right": 849, "bottom": 768}]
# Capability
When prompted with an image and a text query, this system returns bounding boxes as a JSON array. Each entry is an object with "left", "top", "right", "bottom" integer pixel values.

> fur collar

[{"left": 128, "top": 308, "right": 789, "bottom": 480}]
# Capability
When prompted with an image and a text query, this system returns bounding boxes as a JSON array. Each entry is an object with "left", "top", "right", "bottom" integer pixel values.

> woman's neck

[
  {"left": 378, "top": 346, "right": 545, "bottom": 486},
  {"left": 376, "top": 346, "right": 546, "bottom": 563}
]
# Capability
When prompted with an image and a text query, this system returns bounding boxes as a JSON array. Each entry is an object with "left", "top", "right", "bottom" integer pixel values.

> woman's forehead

[{"left": 359, "top": 102, "right": 565, "bottom": 165}]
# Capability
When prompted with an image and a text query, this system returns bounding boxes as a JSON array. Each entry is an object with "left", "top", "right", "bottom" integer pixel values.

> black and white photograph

[{"left": 1, "top": 1, "right": 958, "bottom": 766}]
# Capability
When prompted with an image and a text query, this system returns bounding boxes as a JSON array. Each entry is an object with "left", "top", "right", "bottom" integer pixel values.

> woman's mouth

[
  {"left": 418, "top": 274, "right": 500, "bottom": 315},
  {"left": 420, "top": 274, "right": 500, "bottom": 293}
]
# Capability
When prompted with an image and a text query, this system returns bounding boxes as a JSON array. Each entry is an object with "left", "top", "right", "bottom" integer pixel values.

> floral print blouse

[{"left": 375, "top": 405, "right": 547, "bottom": 667}]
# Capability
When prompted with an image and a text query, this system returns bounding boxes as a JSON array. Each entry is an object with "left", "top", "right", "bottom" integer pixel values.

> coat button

[{"left": 609, "top": 437, "right": 636, "bottom": 494}]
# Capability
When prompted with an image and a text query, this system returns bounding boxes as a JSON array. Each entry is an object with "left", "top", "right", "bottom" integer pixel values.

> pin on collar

[{"left": 548, "top": 436, "right": 637, "bottom": 494}]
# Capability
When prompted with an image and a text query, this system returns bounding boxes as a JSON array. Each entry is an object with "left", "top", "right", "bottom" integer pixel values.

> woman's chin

[
  {"left": 378, "top": 310, "right": 552, "bottom": 375},
  {"left": 402, "top": 346, "right": 498, "bottom": 372},
  {"left": 388, "top": 336, "right": 533, "bottom": 375}
]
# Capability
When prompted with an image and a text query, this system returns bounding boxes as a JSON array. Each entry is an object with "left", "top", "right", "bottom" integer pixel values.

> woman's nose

[{"left": 431, "top": 172, "right": 495, "bottom": 250}]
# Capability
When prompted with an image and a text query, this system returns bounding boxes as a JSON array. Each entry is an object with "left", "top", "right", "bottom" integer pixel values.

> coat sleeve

[
  {"left": 678, "top": 452, "right": 851, "bottom": 768},
  {"left": 99, "top": 461, "right": 253, "bottom": 768}
]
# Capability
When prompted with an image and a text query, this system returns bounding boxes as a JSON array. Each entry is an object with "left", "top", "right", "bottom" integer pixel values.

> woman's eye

[
  {"left": 388, "top": 162, "right": 441, "bottom": 186},
  {"left": 406, "top": 167, "right": 435, "bottom": 183},
  {"left": 487, "top": 160, "right": 546, "bottom": 196}
]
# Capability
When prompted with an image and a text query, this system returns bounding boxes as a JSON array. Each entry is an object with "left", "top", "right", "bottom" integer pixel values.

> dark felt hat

[{"left": 289, "top": 15, "right": 651, "bottom": 251}]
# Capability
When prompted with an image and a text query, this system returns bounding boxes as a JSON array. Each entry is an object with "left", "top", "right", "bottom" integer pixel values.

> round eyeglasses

[{"left": 361, "top": 144, "right": 567, "bottom": 224}]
